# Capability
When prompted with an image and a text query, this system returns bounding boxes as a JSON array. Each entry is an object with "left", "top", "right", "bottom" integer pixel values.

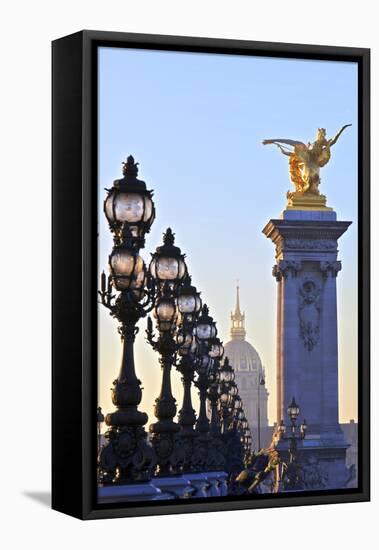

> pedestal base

[
  {"left": 276, "top": 434, "right": 351, "bottom": 490},
  {"left": 286, "top": 191, "right": 332, "bottom": 211}
]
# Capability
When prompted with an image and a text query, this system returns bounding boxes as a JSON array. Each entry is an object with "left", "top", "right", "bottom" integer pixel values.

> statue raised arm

[
  {"left": 328, "top": 124, "right": 352, "bottom": 147},
  {"left": 262, "top": 139, "right": 304, "bottom": 159}
]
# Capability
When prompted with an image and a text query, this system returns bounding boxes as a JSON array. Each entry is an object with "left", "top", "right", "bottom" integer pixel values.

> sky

[{"left": 97, "top": 46, "right": 358, "bottom": 430}]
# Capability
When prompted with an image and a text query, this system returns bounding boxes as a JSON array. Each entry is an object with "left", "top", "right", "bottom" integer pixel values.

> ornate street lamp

[
  {"left": 221, "top": 377, "right": 238, "bottom": 435},
  {"left": 233, "top": 395, "right": 242, "bottom": 412},
  {"left": 206, "top": 340, "right": 227, "bottom": 473},
  {"left": 287, "top": 396, "right": 300, "bottom": 427},
  {"left": 147, "top": 229, "right": 188, "bottom": 475},
  {"left": 219, "top": 356, "right": 235, "bottom": 383},
  {"left": 193, "top": 305, "right": 217, "bottom": 436},
  {"left": 108, "top": 227, "right": 147, "bottom": 297},
  {"left": 257, "top": 373, "right": 266, "bottom": 451},
  {"left": 277, "top": 396, "right": 307, "bottom": 490},
  {"left": 177, "top": 275, "right": 202, "bottom": 320},
  {"left": 154, "top": 290, "right": 177, "bottom": 332},
  {"left": 219, "top": 390, "right": 233, "bottom": 410},
  {"left": 218, "top": 357, "right": 236, "bottom": 434},
  {"left": 193, "top": 304, "right": 217, "bottom": 342},
  {"left": 244, "top": 428, "right": 252, "bottom": 454},
  {"left": 207, "top": 337, "right": 224, "bottom": 436},
  {"left": 193, "top": 304, "right": 224, "bottom": 471},
  {"left": 224, "top": 390, "right": 246, "bottom": 476},
  {"left": 209, "top": 337, "right": 224, "bottom": 361},
  {"left": 217, "top": 357, "right": 246, "bottom": 476},
  {"left": 229, "top": 383, "right": 238, "bottom": 398},
  {"left": 239, "top": 420, "right": 252, "bottom": 463},
  {"left": 237, "top": 410, "right": 249, "bottom": 432},
  {"left": 175, "top": 276, "right": 202, "bottom": 471},
  {"left": 194, "top": 353, "right": 213, "bottom": 435},
  {"left": 104, "top": 155, "right": 155, "bottom": 248},
  {"left": 149, "top": 227, "right": 187, "bottom": 291},
  {"left": 98, "top": 156, "right": 156, "bottom": 485},
  {"left": 207, "top": 365, "right": 221, "bottom": 436}
]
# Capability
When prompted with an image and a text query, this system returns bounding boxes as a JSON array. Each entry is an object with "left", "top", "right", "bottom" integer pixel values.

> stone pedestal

[{"left": 263, "top": 208, "right": 352, "bottom": 489}]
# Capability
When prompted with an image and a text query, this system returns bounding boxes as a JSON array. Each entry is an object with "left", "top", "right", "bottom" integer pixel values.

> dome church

[{"left": 224, "top": 286, "right": 269, "bottom": 445}]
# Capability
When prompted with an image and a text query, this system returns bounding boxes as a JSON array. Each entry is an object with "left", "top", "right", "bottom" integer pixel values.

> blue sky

[{"left": 98, "top": 47, "right": 358, "bottom": 426}]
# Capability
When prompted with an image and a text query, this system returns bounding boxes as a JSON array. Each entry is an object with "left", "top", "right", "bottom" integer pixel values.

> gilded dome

[{"left": 224, "top": 339, "right": 262, "bottom": 373}]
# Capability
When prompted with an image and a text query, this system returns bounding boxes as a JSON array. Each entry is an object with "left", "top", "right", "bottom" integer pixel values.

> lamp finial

[{"left": 122, "top": 155, "right": 139, "bottom": 177}]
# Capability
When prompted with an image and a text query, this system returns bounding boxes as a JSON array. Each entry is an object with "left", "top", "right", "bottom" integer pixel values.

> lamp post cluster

[
  {"left": 98, "top": 156, "right": 251, "bottom": 490},
  {"left": 217, "top": 357, "right": 252, "bottom": 475},
  {"left": 277, "top": 396, "right": 307, "bottom": 490}
]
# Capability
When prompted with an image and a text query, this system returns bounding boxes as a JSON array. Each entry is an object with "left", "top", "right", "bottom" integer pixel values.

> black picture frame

[{"left": 52, "top": 30, "right": 370, "bottom": 520}]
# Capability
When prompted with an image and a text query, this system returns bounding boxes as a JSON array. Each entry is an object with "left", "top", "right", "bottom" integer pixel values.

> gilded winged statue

[
  {"left": 235, "top": 448, "right": 280, "bottom": 494},
  {"left": 262, "top": 125, "right": 351, "bottom": 196}
]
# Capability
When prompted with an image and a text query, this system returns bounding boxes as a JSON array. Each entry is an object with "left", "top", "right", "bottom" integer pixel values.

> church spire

[
  {"left": 235, "top": 285, "right": 241, "bottom": 316},
  {"left": 230, "top": 284, "right": 246, "bottom": 340}
]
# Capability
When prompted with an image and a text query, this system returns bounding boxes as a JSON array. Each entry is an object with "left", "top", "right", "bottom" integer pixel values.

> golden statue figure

[{"left": 262, "top": 124, "right": 351, "bottom": 209}]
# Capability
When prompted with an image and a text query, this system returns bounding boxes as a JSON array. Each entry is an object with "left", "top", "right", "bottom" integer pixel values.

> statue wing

[{"left": 263, "top": 138, "right": 306, "bottom": 148}]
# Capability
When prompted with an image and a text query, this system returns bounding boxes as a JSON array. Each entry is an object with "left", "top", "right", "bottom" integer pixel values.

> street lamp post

[
  {"left": 147, "top": 228, "right": 187, "bottom": 475},
  {"left": 194, "top": 359, "right": 212, "bottom": 448},
  {"left": 217, "top": 358, "right": 245, "bottom": 478},
  {"left": 277, "top": 396, "right": 307, "bottom": 490},
  {"left": 208, "top": 357, "right": 222, "bottom": 437},
  {"left": 257, "top": 372, "right": 266, "bottom": 451},
  {"left": 225, "top": 400, "right": 246, "bottom": 481},
  {"left": 193, "top": 304, "right": 217, "bottom": 436},
  {"left": 233, "top": 398, "right": 251, "bottom": 462},
  {"left": 241, "top": 427, "right": 252, "bottom": 461},
  {"left": 218, "top": 357, "right": 236, "bottom": 434},
  {"left": 191, "top": 305, "right": 221, "bottom": 471},
  {"left": 98, "top": 156, "right": 157, "bottom": 484},
  {"left": 175, "top": 276, "right": 202, "bottom": 471}
]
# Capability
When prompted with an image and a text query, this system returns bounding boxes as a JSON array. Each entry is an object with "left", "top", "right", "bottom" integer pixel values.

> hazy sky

[{"left": 97, "top": 47, "right": 358, "bottom": 429}]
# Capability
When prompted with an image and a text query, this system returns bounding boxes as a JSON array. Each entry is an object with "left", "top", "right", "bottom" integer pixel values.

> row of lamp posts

[{"left": 98, "top": 156, "right": 252, "bottom": 489}]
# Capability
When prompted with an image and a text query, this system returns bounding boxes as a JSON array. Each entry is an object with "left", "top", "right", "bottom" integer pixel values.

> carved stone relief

[
  {"left": 298, "top": 279, "right": 321, "bottom": 351},
  {"left": 320, "top": 260, "right": 342, "bottom": 278},
  {"left": 275, "top": 237, "right": 337, "bottom": 256},
  {"left": 286, "top": 239, "right": 337, "bottom": 250},
  {"left": 272, "top": 260, "right": 302, "bottom": 281}
]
